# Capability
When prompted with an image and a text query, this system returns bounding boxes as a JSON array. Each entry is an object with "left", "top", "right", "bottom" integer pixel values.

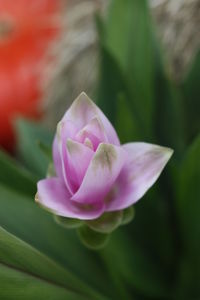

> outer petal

[
  {"left": 106, "top": 143, "right": 173, "bottom": 211},
  {"left": 66, "top": 139, "right": 94, "bottom": 193},
  {"left": 53, "top": 120, "right": 78, "bottom": 183},
  {"left": 62, "top": 92, "right": 120, "bottom": 145},
  {"left": 52, "top": 137, "right": 63, "bottom": 181},
  {"left": 71, "top": 143, "right": 126, "bottom": 204},
  {"left": 36, "top": 178, "right": 105, "bottom": 220}
]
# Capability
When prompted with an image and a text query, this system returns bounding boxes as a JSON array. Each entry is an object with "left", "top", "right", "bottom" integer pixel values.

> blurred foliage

[{"left": 0, "top": 0, "right": 199, "bottom": 299}]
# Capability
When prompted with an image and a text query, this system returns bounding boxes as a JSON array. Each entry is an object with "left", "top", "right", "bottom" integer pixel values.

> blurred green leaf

[
  {"left": 176, "top": 134, "right": 200, "bottom": 298},
  {"left": 16, "top": 119, "right": 53, "bottom": 177},
  {"left": 177, "top": 134, "right": 200, "bottom": 254},
  {"left": 101, "top": 229, "right": 169, "bottom": 298},
  {"left": 0, "top": 150, "right": 37, "bottom": 197},
  {"left": 115, "top": 94, "right": 140, "bottom": 143},
  {"left": 127, "top": 188, "right": 175, "bottom": 293},
  {"left": 153, "top": 42, "right": 185, "bottom": 158},
  {"left": 97, "top": 43, "right": 128, "bottom": 126},
  {"left": 97, "top": 43, "right": 141, "bottom": 140},
  {"left": 0, "top": 184, "right": 115, "bottom": 299},
  {"left": 98, "top": 0, "right": 155, "bottom": 139},
  {"left": 0, "top": 263, "right": 90, "bottom": 300},
  {"left": 182, "top": 51, "right": 200, "bottom": 144},
  {"left": 0, "top": 226, "right": 97, "bottom": 299},
  {"left": 37, "top": 140, "right": 52, "bottom": 161}
]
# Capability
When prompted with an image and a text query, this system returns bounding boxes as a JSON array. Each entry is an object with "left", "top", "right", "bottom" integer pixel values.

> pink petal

[
  {"left": 53, "top": 120, "right": 78, "bottom": 184},
  {"left": 96, "top": 107, "right": 120, "bottom": 146},
  {"left": 57, "top": 119, "right": 78, "bottom": 140},
  {"left": 106, "top": 143, "right": 173, "bottom": 211},
  {"left": 71, "top": 143, "right": 126, "bottom": 204},
  {"left": 36, "top": 178, "right": 104, "bottom": 220},
  {"left": 52, "top": 137, "right": 63, "bottom": 181},
  {"left": 76, "top": 117, "right": 108, "bottom": 150},
  {"left": 66, "top": 139, "right": 94, "bottom": 193},
  {"left": 63, "top": 92, "right": 120, "bottom": 146}
]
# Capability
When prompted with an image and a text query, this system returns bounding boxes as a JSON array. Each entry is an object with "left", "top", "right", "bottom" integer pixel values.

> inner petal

[
  {"left": 84, "top": 137, "right": 93, "bottom": 150},
  {"left": 76, "top": 129, "right": 100, "bottom": 151},
  {"left": 75, "top": 117, "right": 108, "bottom": 151},
  {"left": 65, "top": 139, "right": 94, "bottom": 194}
]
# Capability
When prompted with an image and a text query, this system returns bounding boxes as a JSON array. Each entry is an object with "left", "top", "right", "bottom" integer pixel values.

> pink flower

[{"left": 36, "top": 93, "right": 173, "bottom": 220}]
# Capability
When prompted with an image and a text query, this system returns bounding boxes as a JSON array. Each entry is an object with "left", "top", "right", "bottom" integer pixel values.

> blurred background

[
  {"left": 0, "top": 0, "right": 199, "bottom": 299},
  {"left": 1, "top": 0, "right": 199, "bottom": 152}
]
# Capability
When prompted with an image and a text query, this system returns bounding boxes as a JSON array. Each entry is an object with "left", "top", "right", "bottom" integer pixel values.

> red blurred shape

[{"left": 0, "top": 0, "right": 61, "bottom": 152}]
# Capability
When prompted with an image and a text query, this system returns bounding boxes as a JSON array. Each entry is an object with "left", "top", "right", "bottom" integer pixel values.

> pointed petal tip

[
  {"left": 66, "top": 138, "right": 76, "bottom": 152},
  {"left": 105, "top": 143, "right": 174, "bottom": 211},
  {"left": 56, "top": 121, "right": 64, "bottom": 140},
  {"left": 75, "top": 91, "right": 93, "bottom": 105},
  {"left": 66, "top": 92, "right": 96, "bottom": 121},
  {"left": 79, "top": 91, "right": 89, "bottom": 97},
  {"left": 161, "top": 146, "right": 174, "bottom": 161},
  {"left": 93, "top": 143, "right": 118, "bottom": 170},
  {"left": 35, "top": 191, "right": 57, "bottom": 215},
  {"left": 35, "top": 192, "right": 39, "bottom": 203}
]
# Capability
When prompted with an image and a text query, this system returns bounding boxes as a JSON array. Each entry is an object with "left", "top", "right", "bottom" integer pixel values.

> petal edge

[{"left": 106, "top": 142, "right": 173, "bottom": 211}]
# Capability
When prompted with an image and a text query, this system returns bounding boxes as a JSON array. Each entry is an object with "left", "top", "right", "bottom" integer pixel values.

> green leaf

[
  {"left": 101, "top": 229, "right": 169, "bottom": 298},
  {"left": 177, "top": 135, "right": 200, "bottom": 254},
  {"left": 115, "top": 94, "right": 140, "bottom": 143},
  {"left": 37, "top": 140, "right": 52, "bottom": 160},
  {"left": 0, "top": 263, "right": 90, "bottom": 300},
  {"left": 16, "top": 119, "right": 53, "bottom": 177},
  {"left": 0, "top": 185, "right": 114, "bottom": 299},
  {"left": 54, "top": 216, "right": 83, "bottom": 229},
  {"left": 0, "top": 150, "right": 37, "bottom": 197},
  {"left": 176, "top": 135, "right": 200, "bottom": 298},
  {"left": 97, "top": 37, "right": 145, "bottom": 141},
  {"left": 125, "top": 187, "right": 175, "bottom": 293},
  {"left": 121, "top": 206, "right": 135, "bottom": 225},
  {"left": 182, "top": 51, "right": 200, "bottom": 143},
  {"left": 97, "top": 43, "right": 128, "bottom": 127},
  {"left": 86, "top": 211, "right": 123, "bottom": 234},
  {"left": 0, "top": 226, "right": 97, "bottom": 299},
  {"left": 153, "top": 42, "right": 185, "bottom": 158},
  {"left": 102, "top": 0, "right": 155, "bottom": 138},
  {"left": 78, "top": 226, "right": 109, "bottom": 250}
]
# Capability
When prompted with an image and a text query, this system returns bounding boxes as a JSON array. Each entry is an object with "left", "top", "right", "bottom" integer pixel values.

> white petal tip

[
  {"left": 75, "top": 92, "right": 92, "bottom": 104},
  {"left": 162, "top": 147, "right": 174, "bottom": 160},
  {"left": 79, "top": 91, "right": 88, "bottom": 97}
]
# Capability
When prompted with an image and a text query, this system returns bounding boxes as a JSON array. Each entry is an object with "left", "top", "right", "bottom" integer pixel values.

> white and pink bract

[{"left": 36, "top": 93, "right": 173, "bottom": 220}]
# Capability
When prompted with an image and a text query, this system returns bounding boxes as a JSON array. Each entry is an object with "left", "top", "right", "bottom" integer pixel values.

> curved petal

[
  {"left": 106, "top": 143, "right": 173, "bottom": 211},
  {"left": 62, "top": 92, "right": 120, "bottom": 145},
  {"left": 96, "top": 106, "right": 120, "bottom": 146},
  {"left": 76, "top": 117, "right": 108, "bottom": 150},
  {"left": 52, "top": 136, "right": 63, "bottom": 181},
  {"left": 57, "top": 119, "right": 78, "bottom": 140},
  {"left": 36, "top": 178, "right": 105, "bottom": 220},
  {"left": 66, "top": 139, "right": 94, "bottom": 193},
  {"left": 71, "top": 143, "right": 126, "bottom": 204},
  {"left": 53, "top": 120, "right": 78, "bottom": 184}
]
